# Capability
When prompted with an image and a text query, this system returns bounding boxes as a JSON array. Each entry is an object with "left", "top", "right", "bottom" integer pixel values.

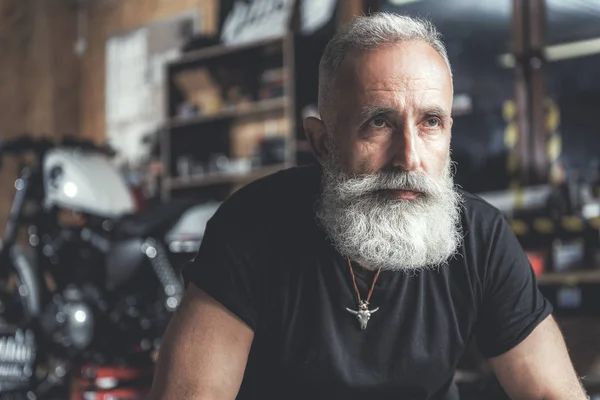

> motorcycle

[{"left": 0, "top": 136, "right": 217, "bottom": 397}]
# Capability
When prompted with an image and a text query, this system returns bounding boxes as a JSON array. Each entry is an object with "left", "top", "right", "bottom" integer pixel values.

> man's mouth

[{"left": 375, "top": 189, "right": 424, "bottom": 200}]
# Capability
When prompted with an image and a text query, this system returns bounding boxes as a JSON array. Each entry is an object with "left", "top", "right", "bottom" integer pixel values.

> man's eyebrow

[
  {"left": 358, "top": 106, "right": 398, "bottom": 122},
  {"left": 356, "top": 105, "right": 451, "bottom": 123},
  {"left": 421, "top": 106, "right": 450, "bottom": 120}
]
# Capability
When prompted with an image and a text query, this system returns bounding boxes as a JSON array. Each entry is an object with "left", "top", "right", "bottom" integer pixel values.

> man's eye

[
  {"left": 369, "top": 117, "right": 388, "bottom": 128},
  {"left": 425, "top": 118, "right": 441, "bottom": 128}
]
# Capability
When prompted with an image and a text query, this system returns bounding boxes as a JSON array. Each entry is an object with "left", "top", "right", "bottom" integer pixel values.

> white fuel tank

[{"left": 43, "top": 149, "right": 136, "bottom": 218}]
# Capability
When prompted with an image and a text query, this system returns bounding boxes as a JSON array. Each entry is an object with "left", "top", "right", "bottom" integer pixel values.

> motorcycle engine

[
  {"left": 0, "top": 327, "right": 36, "bottom": 394},
  {"left": 40, "top": 222, "right": 176, "bottom": 362},
  {"left": 40, "top": 286, "right": 95, "bottom": 353}
]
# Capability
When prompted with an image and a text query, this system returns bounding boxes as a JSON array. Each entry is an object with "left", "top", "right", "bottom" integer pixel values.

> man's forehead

[
  {"left": 337, "top": 42, "right": 453, "bottom": 95},
  {"left": 363, "top": 77, "right": 444, "bottom": 95}
]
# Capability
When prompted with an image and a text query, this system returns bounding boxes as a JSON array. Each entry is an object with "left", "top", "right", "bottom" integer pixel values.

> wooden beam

[
  {"left": 511, "top": 0, "right": 531, "bottom": 185},
  {"left": 528, "top": 0, "right": 549, "bottom": 183},
  {"left": 338, "top": 0, "right": 364, "bottom": 27}
]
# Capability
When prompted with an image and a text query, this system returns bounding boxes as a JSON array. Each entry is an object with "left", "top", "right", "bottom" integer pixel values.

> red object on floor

[{"left": 70, "top": 364, "right": 153, "bottom": 400}]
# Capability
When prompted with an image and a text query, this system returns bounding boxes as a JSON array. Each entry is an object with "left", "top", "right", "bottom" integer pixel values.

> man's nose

[{"left": 391, "top": 125, "right": 420, "bottom": 171}]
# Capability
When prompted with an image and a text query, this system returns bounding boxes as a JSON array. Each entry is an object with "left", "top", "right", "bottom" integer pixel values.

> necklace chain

[{"left": 346, "top": 257, "right": 382, "bottom": 308}]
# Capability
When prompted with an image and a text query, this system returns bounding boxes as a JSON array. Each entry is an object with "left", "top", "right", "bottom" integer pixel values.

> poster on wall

[
  {"left": 219, "top": 0, "right": 337, "bottom": 45},
  {"left": 105, "top": 10, "right": 200, "bottom": 168}
]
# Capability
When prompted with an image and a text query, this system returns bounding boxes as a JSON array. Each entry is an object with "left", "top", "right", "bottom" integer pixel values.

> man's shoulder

[
  {"left": 210, "top": 164, "right": 321, "bottom": 227},
  {"left": 460, "top": 189, "right": 505, "bottom": 220},
  {"left": 459, "top": 189, "right": 507, "bottom": 236}
]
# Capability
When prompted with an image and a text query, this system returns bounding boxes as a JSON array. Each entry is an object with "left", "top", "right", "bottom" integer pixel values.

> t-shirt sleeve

[
  {"left": 181, "top": 216, "right": 260, "bottom": 331},
  {"left": 476, "top": 213, "right": 553, "bottom": 358}
]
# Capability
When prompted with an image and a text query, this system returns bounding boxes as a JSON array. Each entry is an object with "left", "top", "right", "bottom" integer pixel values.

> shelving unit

[
  {"left": 505, "top": 212, "right": 600, "bottom": 292},
  {"left": 538, "top": 270, "right": 600, "bottom": 285},
  {"left": 155, "top": 4, "right": 338, "bottom": 202},
  {"left": 174, "top": 36, "right": 284, "bottom": 66},
  {"left": 166, "top": 97, "right": 288, "bottom": 130},
  {"left": 161, "top": 35, "right": 298, "bottom": 202}
]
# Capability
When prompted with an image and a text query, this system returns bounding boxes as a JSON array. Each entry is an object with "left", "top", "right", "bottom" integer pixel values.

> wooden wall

[
  {"left": 0, "top": 0, "right": 79, "bottom": 230},
  {"left": 0, "top": 0, "right": 79, "bottom": 138},
  {"left": 80, "top": 0, "right": 218, "bottom": 143}
]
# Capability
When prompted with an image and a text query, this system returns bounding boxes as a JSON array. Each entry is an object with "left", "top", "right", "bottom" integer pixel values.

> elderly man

[{"left": 149, "top": 13, "right": 587, "bottom": 400}]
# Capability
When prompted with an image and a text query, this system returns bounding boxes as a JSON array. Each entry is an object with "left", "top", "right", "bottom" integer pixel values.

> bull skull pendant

[{"left": 346, "top": 300, "right": 379, "bottom": 330}]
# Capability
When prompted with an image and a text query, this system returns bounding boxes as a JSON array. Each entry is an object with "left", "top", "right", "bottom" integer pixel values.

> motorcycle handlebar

[
  {"left": 0, "top": 137, "right": 53, "bottom": 166},
  {"left": 0, "top": 135, "right": 116, "bottom": 167}
]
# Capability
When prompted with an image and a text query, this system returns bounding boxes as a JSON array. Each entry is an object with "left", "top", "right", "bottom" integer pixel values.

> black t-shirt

[{"left": 182, "top": 165, "right": 552, "bottom": 400}]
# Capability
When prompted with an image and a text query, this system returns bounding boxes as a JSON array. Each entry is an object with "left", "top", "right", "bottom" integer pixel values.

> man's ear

[{"left": 303, "top": 116, "right": 330, "bottom": 165}]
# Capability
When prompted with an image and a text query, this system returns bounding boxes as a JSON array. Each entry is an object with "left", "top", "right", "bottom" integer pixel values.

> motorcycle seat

[{"left": 115, "top": 199, "right": 198, "bottom": 238}]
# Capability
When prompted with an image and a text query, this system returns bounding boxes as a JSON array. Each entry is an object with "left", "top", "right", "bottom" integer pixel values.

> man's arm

[
  {"left": 148, "top": 283, "right": 254, "bottom": 400},
  {"left": 490, "top": 315, "right": 587, "bottom": 400}
]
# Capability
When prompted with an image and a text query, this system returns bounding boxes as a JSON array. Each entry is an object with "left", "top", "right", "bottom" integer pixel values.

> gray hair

[{"left": 318, "top": 12, "right": 452, "bottom": 120}]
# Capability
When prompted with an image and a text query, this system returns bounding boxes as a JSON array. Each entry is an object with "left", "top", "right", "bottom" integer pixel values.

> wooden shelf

[
  {"left": 167, "top": 164, "right": 287, "bottom": 190},
  {"left": 172, "top": 36, "right": 283, "bottom": 67},
  {"left": 537, "top": 270, "right": 600, "bottom": 285},
  {"left": 167, "top": 97, "right": 287, "bottom": 129}
]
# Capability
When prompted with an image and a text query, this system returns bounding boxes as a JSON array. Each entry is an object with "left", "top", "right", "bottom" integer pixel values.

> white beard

[{"left": 316, "top": 156, "right": 463, "bottom": 272}]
